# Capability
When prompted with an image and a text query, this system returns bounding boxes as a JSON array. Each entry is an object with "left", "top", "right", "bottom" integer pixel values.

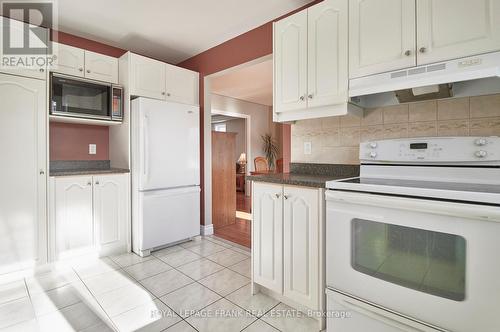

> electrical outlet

[
  {"left": 304, "top": 142, "right": 312, "bottom": 155},
  {"left": 89, "top": 144, "right": 97, "bottom": 155}
]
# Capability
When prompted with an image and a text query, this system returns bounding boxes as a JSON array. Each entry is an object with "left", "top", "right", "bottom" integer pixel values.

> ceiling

[
  {"left": 211, "top": 59, "right": 273, "bottom": 106},
  {"left": 55, "top": 0, "right": 311, "bottom": 64}
]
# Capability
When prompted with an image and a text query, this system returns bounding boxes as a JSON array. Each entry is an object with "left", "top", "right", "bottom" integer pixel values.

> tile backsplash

[{"left": 292, "top": 94, "right": 500, "bottom": 164}]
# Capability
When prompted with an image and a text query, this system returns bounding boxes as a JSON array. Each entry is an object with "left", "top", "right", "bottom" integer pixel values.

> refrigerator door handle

[{"left": 143, "top": 115, "right": 149, "bottom": 179}]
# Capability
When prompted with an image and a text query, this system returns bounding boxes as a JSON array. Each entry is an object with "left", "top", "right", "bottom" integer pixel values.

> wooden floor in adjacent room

[{"left": 214, "top": 218, "right": 251, "bottom": 248}]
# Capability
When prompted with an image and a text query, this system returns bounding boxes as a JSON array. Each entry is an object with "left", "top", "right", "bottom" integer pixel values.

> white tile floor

[{"left": 0, "top": 236, "right": 319, "bottom": 332}]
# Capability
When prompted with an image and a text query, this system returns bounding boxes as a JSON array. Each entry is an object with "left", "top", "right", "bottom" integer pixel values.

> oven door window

[
  {"left": 51, "top": 76, "right": 110, "bottom": 119},
  {"left": 351, "top": 219, "right": 466, "bottom": 301}
]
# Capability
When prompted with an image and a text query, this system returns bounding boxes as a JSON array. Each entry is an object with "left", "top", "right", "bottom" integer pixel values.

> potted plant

[{"left": 261, "top": 134, "right": 279, "bottom": 170}]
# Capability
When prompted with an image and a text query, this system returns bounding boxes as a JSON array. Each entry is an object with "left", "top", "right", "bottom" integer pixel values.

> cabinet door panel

[
  {"left": 85, "top": 51, "right": 119, "bottom": 83},
  {"left": 130, "top": 53, "right": 166, "bottom": 100},
  {"left": 0, "top": 17, "right": 48, "bottom": 79},
  {"left": 93, "top": 174, "right": 128, "bottom": 256},
  {"left": 283, "top": 186, "right": 319, "bottom": 310},
  {"left": 417, "top": 0, "right": 500, "bottom": 65},
  {"left": 51, "top": 42, "right": 85, "bottom": 77},
  {"left": 165, "top": 64, "right": 199, "bottom": 105},
  {"left": 307, "top": 0, "right": 348, "bottom": 108},
  {"left": 54, "top": 177, "right": 93, "bottom": 257},
  {"left": 0, "top": 73, "right": 47, "bottom": 273},
  {"left": 349, "top": 0, "right": 416, "bottom": 78},
  {"left": 252, "top": 182, "right": 283, "bottom": 293},
  {"left": 274, "top": 10, "right": 308, "bottom": 113}
]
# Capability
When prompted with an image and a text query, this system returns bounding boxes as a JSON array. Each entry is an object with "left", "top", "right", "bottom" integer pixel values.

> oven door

[
  {"left": 326, "top": 190, "right": 500, "bottom": 332},
  {"left": 51, "top": 74, "right": 112, "bottom": 120}
]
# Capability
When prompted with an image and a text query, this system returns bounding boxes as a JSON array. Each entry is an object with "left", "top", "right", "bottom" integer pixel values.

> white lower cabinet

[
  {"left": 50, "top": 173, "right": 129, "bottom": 259},
  {"left": 252, "top": 182, "right": 325, "bottom": 326}
]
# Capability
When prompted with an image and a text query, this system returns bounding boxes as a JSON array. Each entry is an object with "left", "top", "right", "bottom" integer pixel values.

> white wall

[{"left": 211, "top": 94, "right": 272, "bottom": 172}]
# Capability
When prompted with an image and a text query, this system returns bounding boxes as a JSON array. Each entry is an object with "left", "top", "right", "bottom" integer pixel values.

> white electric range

[{"left": 325, "top": 137, "right": 500, "bottom": 332}]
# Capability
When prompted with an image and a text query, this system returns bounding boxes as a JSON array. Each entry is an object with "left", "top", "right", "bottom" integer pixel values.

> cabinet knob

[
  {"left": 300, "top": 95, "right": 305, "bottom": 101},
  {"left": 283, "top": 194, "right": 289, "bottom": 200},
  {"left": 275, "top": 193, "right": 281, "bottom": 199},
  {"left": 87, "top": 181, "right": 92, "bottom": 186},
  {"left": 39, "top": 68, "right": 45, "bottom": 73},
  {"left": 404, "top": 50, "right": 411, "bottom": 56},
  {"left": 166, "top": 92, "right": 171, "bottom": 97},
  {"left": 79, "top": 68, "right": 83, "bottom": 72},
  {"left": 95, "top": 181, "right": 100, "bottom": 185},
  {"left": 86, "top": 69, "right": 91, "bottom": 73},
  {"left": 39, "top": 169, "right": 45, "bottom": 175},
  {"left": 161, "top": 92, "right": 166, "bottom": 96},
  {"left": 419, "top": 47, "right": 427, "bottom": 53},
  {"left": 308, "top": 94, "right": 313, "bottom": 99}
]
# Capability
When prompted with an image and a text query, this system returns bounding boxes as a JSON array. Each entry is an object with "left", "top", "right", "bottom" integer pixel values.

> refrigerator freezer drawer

[{"left": 140, "top": 186, "right": 200, "bottom": 251}]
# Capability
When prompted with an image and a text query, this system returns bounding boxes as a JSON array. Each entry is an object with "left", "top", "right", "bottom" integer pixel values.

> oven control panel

[{"left": 360, "top": 137, "right": 499, "bottom": 163}]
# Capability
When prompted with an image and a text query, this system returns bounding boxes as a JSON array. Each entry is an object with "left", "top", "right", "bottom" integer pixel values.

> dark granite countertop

[
  {"left": 246, "top": 163, "right": 359, "bottom": 188},
  {"left": 49, "top": 160, "right": 130, "bottom": 177},
  {"left": 50, "top": 168, "right": 130, "bottom": 177},
  {"left": 246, "top": 173, "right": 353, "bottom": 188}
]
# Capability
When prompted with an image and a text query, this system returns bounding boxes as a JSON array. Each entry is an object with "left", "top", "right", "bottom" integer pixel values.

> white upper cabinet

[
  {"left": 349, "top": 0, "right": 416, "bottom": 78},
  {"left": 165, "top": 64, "right": 199, "bottom": 105},
  {"left": 416, "top": 0, "right": 500, "bottom": 65},
  {"left": 283, "top": 185, "right": 320, "bottom": 310},
  {"left": 0, "top": 17, "right": 48, "bottom": 80},
  {"left": 53, "top": 43, "right": 85, "bottom": 77},
  {"left": 128, "top": 52, "right": 199, "bottom": 105},
  {"left": 130, "top": 53, "right": 166, "bottom": 100},
  {"left": 307, "top": 0, "right": 348, "bottom": 108},
  {"left": 252, "top": 182, "right": 283, "bottom": 293},
  {"left": 274, "top": 10, "right": 308, "bottom": 113},
  {"left": 51, "top": 42, "right": 118, "bottom": 83},
  {"left": 85, "top": 50, "right": 119, "bottom": 84}
]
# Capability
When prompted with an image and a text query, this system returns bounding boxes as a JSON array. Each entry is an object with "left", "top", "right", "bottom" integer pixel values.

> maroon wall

[
  {"left": 50, "top": 123, "right": 109, "bottom": 161},
  {"left": 178, "top": 0, "right": 320, "bottom": 224}
]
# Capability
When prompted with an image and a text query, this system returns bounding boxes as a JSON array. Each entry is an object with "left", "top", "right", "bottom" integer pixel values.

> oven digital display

[{"left": 410, "top": 143, "right": 428, "bottom": 150}]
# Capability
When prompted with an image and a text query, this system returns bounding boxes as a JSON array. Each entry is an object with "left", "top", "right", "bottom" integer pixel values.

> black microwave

[{"left": 50, "top": 73, "right": 123, "bottom": 122}]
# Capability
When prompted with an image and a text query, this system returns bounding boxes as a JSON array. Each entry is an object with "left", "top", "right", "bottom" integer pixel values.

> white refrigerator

[{"left": 131, "top": 98, "right": 200, "bottom": 256}]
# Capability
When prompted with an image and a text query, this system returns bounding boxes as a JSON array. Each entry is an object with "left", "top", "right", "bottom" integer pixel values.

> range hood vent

[{"left": 349, "top": 51, "right": 500, "bottom": 108}]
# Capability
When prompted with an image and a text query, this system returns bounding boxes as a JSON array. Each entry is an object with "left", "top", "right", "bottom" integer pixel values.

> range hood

[{"left": 349, "top": 51, "right": 500, "bottom": 108}]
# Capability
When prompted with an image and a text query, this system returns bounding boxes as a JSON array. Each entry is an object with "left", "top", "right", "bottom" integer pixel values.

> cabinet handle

[
  {"left": 78, "top": 67, "right": 83, "bottom": 72},
  {"left": 275, "top": 193, "right": 281, "bottom": 199},
  {"left": 300, "top": 95, "right": 305, "bottom": 101},
  {"left": 308, "top": 94, "right": 313, "bottom": 99},
  {"left": 284, "top": 194, "right": 289, "bottom": 200},
  {"left": 419, "top": 47, "right": 427, "bottom": 53},
  {"left": 404, "top": 50, "right": 411, "bottom": 56},
  {"left": 39, "top": 169, "right": 45, "bottom": 175},
  {"left": 95, "top": 181, "right": 100, "bottom": 185},
  {"left": 87, "top": 181, "right": 92, "bottom": 186}
]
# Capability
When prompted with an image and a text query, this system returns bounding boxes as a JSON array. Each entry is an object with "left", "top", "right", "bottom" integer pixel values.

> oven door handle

[
  {"left": 326, "top": 190, "right": 500, "bottom": 222},
  {"left": 339, "top": 296, "right": 441, "bottom": 332}
]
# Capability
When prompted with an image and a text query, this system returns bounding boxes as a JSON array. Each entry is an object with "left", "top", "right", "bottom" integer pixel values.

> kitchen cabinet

[
  {"left": 51, "top": 42, "right": 118, "bottom": 83},
  {"left": 252, "top": 182, "right": 283, "bottom": 293},
  {"left": 349, "top": 0, "right": 416, "bottom": 78},
  {"left": 0, "top": 73, "right": 47, "bottom": 274},
  {"left": 283, "top": 185, "right": 320, "bottom": 310},
  {"left": 50, "top": 173, "right": 129, "bottom": 259},
  {"left": 85, "top": 50, "right": 119, "bottom": 83},
  {"left": 129, "top": 53, "right": 166, "bottom": 100},
  {"left": 252, "top": 182, "right": 325, "bottom": 321},
  {"left": 416, "top": 0, "right": 500, "bottom": 65},
  {"left": 274, "top": 0, "right": 358, "bottom": 122},
  {"left": 0, "top": 17, "right": 48, "bottom": 80},
  {"left": 128, "top": 52, "right": 199, "bottom": 105}
]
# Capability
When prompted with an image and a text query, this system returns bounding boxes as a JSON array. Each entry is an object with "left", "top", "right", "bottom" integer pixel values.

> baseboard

[{"left": 200, "top": 224, "right": 214, "bottom": 236}]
